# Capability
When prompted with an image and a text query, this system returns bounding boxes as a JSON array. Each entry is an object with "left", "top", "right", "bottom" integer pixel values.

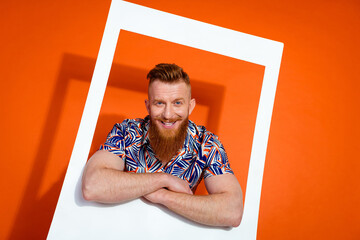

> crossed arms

[{"left": 82, "top": 150, "right": 243, "bottom": 227}]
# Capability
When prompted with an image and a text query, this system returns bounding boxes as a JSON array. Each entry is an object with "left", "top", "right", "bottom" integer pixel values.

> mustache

[{"left": 153, "top": 117, "right": 182, "bottom": 122}]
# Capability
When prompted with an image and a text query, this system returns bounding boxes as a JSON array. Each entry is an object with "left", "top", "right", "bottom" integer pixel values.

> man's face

[{"left": 145, "top": 80, "right": 196, "bottom": 138}]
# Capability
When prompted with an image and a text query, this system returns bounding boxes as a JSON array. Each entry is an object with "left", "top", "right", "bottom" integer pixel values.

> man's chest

[{"left": 123, "top": 144, "right": 206, "bottom": 189}]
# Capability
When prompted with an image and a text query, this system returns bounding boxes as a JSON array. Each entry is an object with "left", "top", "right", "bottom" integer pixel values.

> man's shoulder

[
  {"left": 115, "top": 116, "right": 149, "bottom": 127},
  {"left": 188, "top": 120, "right": 224, "bottom": 149},
  {"left": 112, "top": 116, "right": 149, "bottom": 135}
]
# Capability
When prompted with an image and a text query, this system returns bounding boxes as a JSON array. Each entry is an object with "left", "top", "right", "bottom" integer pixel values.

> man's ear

[
  {"left": 189, "top": 98, "right": 196, "bottom": 115},
  {"left": 145, "top": 99, "right": 150, "bottom": 114}
]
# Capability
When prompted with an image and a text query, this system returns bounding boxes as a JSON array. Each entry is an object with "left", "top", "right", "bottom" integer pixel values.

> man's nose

[{"left": 162, "top": 104, "right": 173, "bottom": 119}]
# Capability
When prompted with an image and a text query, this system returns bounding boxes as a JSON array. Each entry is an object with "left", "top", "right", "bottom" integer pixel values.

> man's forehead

[
  {"left": 149, "top": 79, "right": 188, "bottom": 88},
  {"left": 148, "top": 80, "right": 191, "bottom": 98}
]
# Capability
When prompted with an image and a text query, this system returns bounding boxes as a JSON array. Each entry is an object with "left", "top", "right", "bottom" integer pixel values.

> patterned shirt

[{"left": 100, "top": 116, "right": 233, "bottom": 190}]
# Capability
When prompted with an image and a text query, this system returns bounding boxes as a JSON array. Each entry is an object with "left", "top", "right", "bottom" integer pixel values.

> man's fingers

[{"left": 165, "top": 174, "right": 193, "bottom": 194}]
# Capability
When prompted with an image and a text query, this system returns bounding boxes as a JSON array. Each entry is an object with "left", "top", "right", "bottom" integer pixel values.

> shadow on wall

[{"left": 9, "top": 53, "right": 226, "bottom": 239}]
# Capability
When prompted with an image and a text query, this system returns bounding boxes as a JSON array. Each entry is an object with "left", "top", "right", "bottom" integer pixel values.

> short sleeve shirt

[{"left": 100, "top": 116, "right": 233, "bottom": 190}]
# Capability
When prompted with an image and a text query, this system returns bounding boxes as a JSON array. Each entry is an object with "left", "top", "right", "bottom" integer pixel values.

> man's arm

[
  {"left": 144, "top": 173, "right": 243, "bottom": 227},
  {"left": 81, "top": 150, "right": 193, "bottom": 203}
]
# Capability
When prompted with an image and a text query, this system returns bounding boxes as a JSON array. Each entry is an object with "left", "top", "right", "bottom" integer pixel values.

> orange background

[{"left": 1, "top": 0, "right": 359, "bottom": 239}]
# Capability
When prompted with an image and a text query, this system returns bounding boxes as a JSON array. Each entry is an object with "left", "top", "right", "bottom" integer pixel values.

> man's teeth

[{"left": 162, "top": 121, "right": 175, "bottom": 126}]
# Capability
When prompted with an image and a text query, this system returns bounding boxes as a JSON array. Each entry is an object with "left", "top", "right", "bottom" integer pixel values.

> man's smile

[
  {"left": 153, "top": 117, "right": 183, "bottom": 130},
  {"left": 159, "top": 120, "right": 178, "bottom": 129}
]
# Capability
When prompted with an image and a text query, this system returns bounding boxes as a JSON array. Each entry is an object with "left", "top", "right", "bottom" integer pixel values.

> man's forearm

[
  {"left": 82, "top": 150, "right": 192, "bottom": 203},
  {"left": 82, "top": 168, "right": 167, "bottom": 203},
  {"left": 146, "top": 189, "right": 243, "bottom": 227}
]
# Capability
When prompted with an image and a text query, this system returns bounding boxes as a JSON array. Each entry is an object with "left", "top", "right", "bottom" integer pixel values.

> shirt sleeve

[
  {"left": 99, "top": 122, "right": 128, "bottom": 159},
  {"left": 202, "top": 134, "right": 234, "bottom": 179}
]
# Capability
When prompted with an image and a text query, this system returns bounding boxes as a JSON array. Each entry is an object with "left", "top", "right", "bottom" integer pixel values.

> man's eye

[
  {"left": 155, "top": 102, "right": 163, "bottom": 105},
  {"left": 175, "top": 101, "right": 182, "bottom": 105}
]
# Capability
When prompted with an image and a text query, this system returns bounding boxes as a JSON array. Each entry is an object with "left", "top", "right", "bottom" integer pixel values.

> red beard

[{"left": 149, "top": 117, "right": 188, "bottom": 164}]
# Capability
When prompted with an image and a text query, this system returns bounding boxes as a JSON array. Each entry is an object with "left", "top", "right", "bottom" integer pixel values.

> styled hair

[{"left": 147, "top": 63, "right": 190, "bottom": 85}]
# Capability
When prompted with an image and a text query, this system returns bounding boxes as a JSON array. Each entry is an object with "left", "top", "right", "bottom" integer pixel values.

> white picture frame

[{"left": 47, "top": 1, "right": 283, "bottom": 239}]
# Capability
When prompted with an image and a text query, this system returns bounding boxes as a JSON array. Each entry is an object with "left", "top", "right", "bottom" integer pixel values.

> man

[{"left": 82, "top": 63, "right": 243, "bottom": 227}]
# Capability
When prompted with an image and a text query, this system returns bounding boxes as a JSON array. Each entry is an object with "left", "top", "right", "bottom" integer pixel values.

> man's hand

[
  {"left": 144, "top": 176, "right": 193, "bottom": 203},
  {"left": 143, "top": 188, "right": 167, "bottom": 204},
  {"left": 162, "top": 174, "right": 193, "bottom": 195}
]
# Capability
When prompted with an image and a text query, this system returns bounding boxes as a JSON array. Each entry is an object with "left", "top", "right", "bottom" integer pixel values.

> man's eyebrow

[
  {"left": 152, "top": 98, "right": 164, "bottom": 102},
  {"left": 152, "top": 98, "right": 185, "bottom": 102}
]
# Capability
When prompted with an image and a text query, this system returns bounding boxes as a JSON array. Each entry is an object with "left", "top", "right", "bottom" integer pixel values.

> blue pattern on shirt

[{"left": 100, "top": 116, "right": 233, "bottom": 190}]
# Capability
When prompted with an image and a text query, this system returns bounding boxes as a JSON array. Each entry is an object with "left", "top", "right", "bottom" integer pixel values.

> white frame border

[{"left": 48, "top": 1, "right": 283, "bottom": 239}]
